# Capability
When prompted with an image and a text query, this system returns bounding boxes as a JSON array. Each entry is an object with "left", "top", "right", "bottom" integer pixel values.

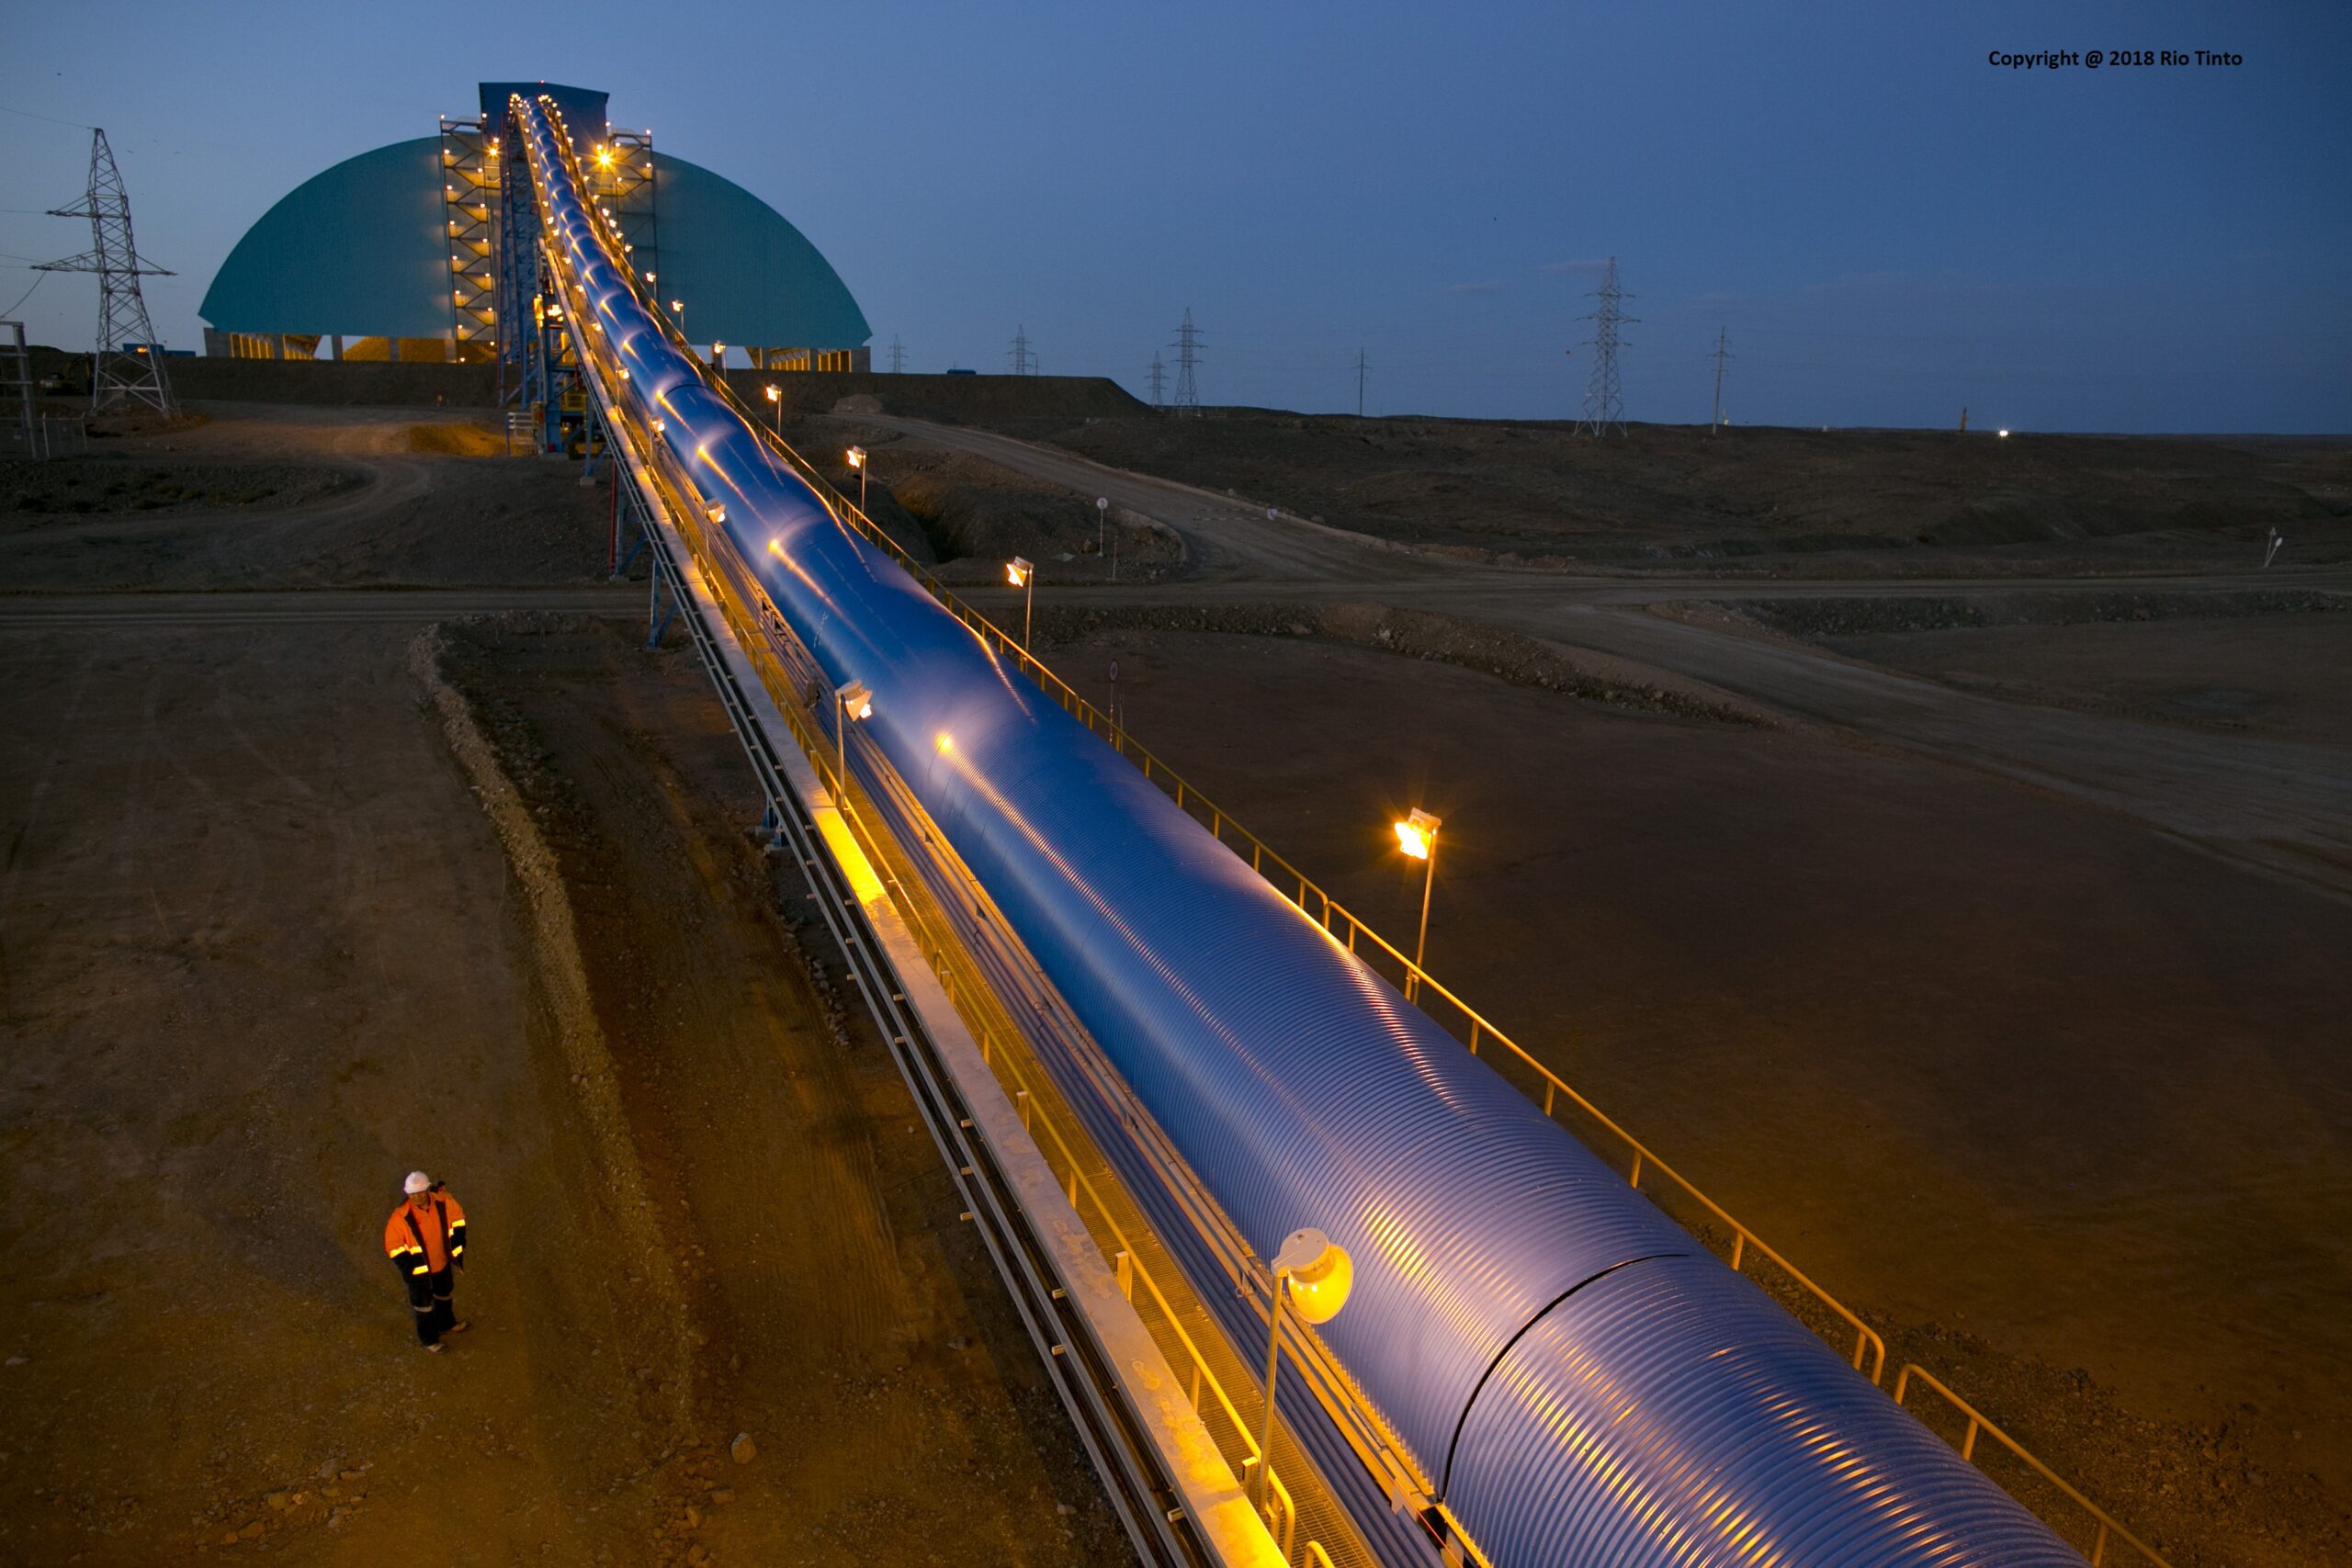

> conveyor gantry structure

[{"left": 504, "top": 87, "right": 2141, "bottom": 1568}]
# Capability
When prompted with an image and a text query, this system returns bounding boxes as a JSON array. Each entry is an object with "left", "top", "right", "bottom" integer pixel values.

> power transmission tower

[
  {"left": 888, "top": 335, "right": 906, "bottom": 374},
  {"left": 1147, "top": 352, "right": 1167, "bottom": 408},
  {"left": 1008, "top": 324, "right": 1037, "bottom": 376},
  {"left": 38, "top": 129, "right": 175, "bottom": 415},
  {"left": 1170, "top": 309, "right": 1201, "bottom": 415},
  {"left": 1355, "top": 348, "right": 1371, "bottom": 418},
  {"left": 1707, "top": 328, "right": 1734, "bottom": 435},
  {"left": 1574, "top": 256, "right": 1634, "bottom": 437}
]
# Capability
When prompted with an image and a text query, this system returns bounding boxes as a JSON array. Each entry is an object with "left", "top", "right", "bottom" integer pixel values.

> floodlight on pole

[
  {"left": 845, "top": 445, "right": 868, "bottom": 512},
  {"left": 1007, "top": 557, "right": 1035, "bottom": 646},
  {"left": 763, "top": 383, "right": 781, "bottom": 434},
  {"left": 1250, "top": 1228, "right": 1352, "bottom": 1514},
  {"left": 834, "top": 679, "right": 873, "bottom": 794},
  {"left": 1095, "top": 496, "right": 1109, "bottom": 562},
  {"left": 1394, "top": 807, "right": 1442, "bottom": 998}
]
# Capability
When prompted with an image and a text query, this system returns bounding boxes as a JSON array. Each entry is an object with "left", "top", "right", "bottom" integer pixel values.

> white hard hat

[{"left": 404, "top": 1170, "right": 432, "bottom": 1195}]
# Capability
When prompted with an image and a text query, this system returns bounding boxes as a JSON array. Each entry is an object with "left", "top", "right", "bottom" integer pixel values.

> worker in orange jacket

[{"left": 384, "top": 1171, "right": 469, "bottom": 1351}]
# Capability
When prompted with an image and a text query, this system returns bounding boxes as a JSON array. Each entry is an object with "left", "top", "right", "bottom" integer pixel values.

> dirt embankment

[
  {"left": 1717, "top": 588, "right": 2349, "bottom": 640},
  {"left": 801, "top": 429, "right": 1182, "bottom": 584},
  {"left": 716, "top": 369, "right": 1144, "bottom": 425},
  {"left": 1, "top": 454, "right": 361, "bottom": 518},
  {"left": 1033, "top": 599, "right": 1774, "bottom": 725},
  {"left": 425, "top": 613, "right": 1132, "bottom": 1567},
  {"left": 968, "top": 410, "right": 2352, "bottom": 570}
]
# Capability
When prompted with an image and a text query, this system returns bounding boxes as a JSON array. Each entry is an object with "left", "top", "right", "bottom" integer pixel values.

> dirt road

[{"left": 869, "top": 416, "right": 2352, "bottom": 897}]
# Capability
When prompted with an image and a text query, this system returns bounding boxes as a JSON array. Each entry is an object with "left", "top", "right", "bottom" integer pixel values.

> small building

[{"left": 199, "top": 81, "right": 869, "bottom": 374}]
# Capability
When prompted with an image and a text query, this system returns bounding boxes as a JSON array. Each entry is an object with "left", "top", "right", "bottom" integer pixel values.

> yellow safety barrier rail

[{"left": 1894, "top": 1366, "right": 2171, "bottom": 1567}]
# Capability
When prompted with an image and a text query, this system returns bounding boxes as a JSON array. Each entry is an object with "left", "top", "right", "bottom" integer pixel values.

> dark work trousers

[{"left": 407, "top": 1267, "right": 458, "bottom": 1346}]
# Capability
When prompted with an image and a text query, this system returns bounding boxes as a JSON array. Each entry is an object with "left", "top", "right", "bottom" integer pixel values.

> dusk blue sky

[{"left": 6, "top": 2, "right": 2346, "bottom": 431}]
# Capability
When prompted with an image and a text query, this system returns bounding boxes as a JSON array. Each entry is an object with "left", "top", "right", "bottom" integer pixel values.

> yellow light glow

[
  {"left": 1394, "top": 820, "right": 1431, "bottom": 860},
  {"left": 767, "top": 539, "right": 783, "bottom": 556},
  {"left": 1005, "top": 561, "right": 1028, "bottom": 587},
  {"left": 1273, "top": 1228, "right": 1354, "bottom": 1325},
  {"left": 763, "top": 385, "right": 780, "bottom": 402},
  {"left": 1288, "top": 1249, "right": 1353, "bottom": 1325},
  {"left": 845, "top": 446, "right": 865, "bottom": 468},
  {"left": 936, "top": 733, "right": 954, "bottom": 753},
  {"left": 813, "top": 807, "right": 886, "bottom": 904}
]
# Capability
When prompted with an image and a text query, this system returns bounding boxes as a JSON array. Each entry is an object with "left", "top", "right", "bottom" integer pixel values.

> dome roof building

[{"left": 199, "top": 81, "right": 869, "bottom": 372}]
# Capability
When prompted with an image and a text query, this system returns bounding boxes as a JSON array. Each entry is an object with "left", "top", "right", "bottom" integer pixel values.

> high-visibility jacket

[{"left": 383, "top": 1190, "right": 468, "bottom": 1279}]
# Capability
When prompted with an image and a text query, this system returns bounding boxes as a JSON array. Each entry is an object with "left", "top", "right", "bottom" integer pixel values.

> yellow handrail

[{"left": 1893, "top": 1365, "right": 2171, "bottom": 1567}]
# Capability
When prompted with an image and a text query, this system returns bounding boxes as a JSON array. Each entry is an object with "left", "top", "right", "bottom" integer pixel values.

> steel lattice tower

[
  {"left": 1170, "top": 309, "right": 1201, "bottom": 415},
  {"left": 1009, "top": 324, "right": 1036, "bottom": 376},
  {"left": 1147, "top": 352, "right": 1167, "bottom": 407},
  {"left": 38, "top": 129, "right": 175, "bottom": 414},
  {"left": 888, "top": 335, "right": 906, "bottom": 373},
  {"left": 1708, "top": 326, "right": 1734, "bottom": 434},
  {"left": 1574, "top": 256, "right": 1634, "bottom": 437}
]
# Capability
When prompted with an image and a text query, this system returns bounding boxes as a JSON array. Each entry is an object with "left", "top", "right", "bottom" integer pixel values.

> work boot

[
  {"left": 424, "top": 1342, "right": 445, "bottom": 1354},
  {"left": 447, "top": 1320, "right": 471, "bottom": 1335}
]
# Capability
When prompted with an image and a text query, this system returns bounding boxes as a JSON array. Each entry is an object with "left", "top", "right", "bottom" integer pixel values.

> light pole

[
  {"left": 1394, "top": 807, "right": 1442, "bottom": 998},
  {"left": 834, "top": 679, "right": 872, "bottom": 795},
  {"left": 1251, "top": 1228, "right": 1352, "bottom": 1515},
  {"left": 1095, "top": 495, "right": 1108, "bottom": 562},
  {"left": 712, "top": 340, "right": 725, "bottom": 374},
  {"left": 763, "top": 383, "right": 781, "bottom": 434},
  {"left": 845, "top": 446, "right": 867, "bottom": 512},
  {"left": 669, "top": 299, "right": 684, "bottom": 340},
  {"left": 1007, "top": 557, "right": 1035, "bottom": 646}
]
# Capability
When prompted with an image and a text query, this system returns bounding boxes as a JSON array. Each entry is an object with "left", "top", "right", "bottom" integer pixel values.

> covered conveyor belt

[{"left": 510, "top": 88, "right": 2095, "bottom": 1567}]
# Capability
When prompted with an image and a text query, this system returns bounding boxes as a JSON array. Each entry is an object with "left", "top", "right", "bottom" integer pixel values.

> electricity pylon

[{"left": 38, "top": 129, "right": 175, "bottom": 414}]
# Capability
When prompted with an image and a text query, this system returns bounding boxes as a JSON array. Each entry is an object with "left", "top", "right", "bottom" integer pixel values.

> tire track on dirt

[{"left": 408, "top": 624, "right": 696, "bottom": 1438}]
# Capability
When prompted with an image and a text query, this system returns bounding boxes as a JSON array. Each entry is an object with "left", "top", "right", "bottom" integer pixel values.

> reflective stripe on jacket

[{"left": 382, "top": 1191, "right": 468, "bottom": 1276}]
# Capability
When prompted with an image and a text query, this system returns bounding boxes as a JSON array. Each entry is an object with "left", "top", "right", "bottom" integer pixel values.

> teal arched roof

[
  {"left": 200, "top": 137, "right": 869, "bottom": 348},
  {"left": 202, "top": 139, "right": 451, "bottom": 339}
]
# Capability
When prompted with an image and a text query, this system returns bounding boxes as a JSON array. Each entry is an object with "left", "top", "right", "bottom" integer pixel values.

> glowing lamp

[
  {"left": 706, "top": 503, "right": 727, "bottom": 525},
  {"left": 1274, "top": 1228, "right": 1354, "bottom": 1325},
  {"left": 1006, "top": 557, "right": 1033, "bottom": 589},
  {"left": 845, "top": 446, "right": 866, "bottom": 469},
  {"left": 1394, "top": 807, "right": 1440, "bottom": 861},
  {"left": 764, "top": 385, "right": 781, "bottom": 403},
  {"left": 837, "top": 681, "right": 873, "bottom": 721},
  {"left": 1252, "top": 1225, "right": 1353, "bottom": 1509}
]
